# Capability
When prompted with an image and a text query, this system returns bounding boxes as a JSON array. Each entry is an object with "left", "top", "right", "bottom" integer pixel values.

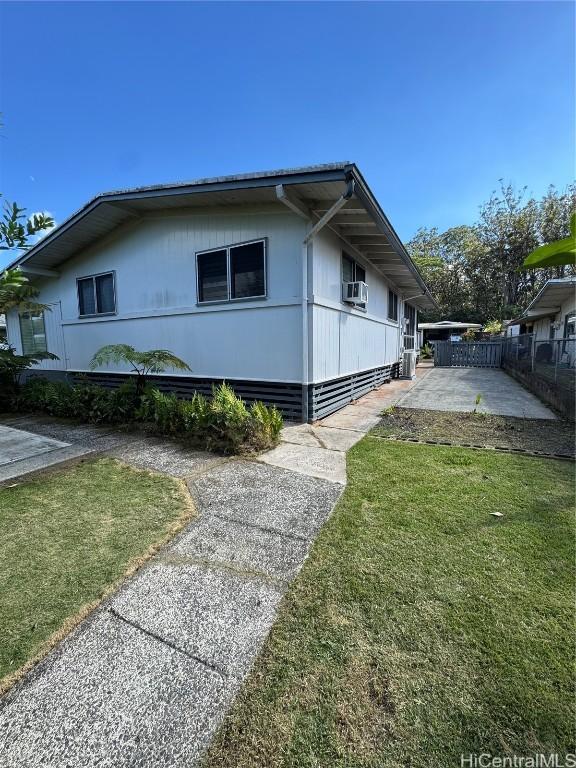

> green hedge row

[{"left": 12, "top": 378, "right": 283, "bottom": 454}]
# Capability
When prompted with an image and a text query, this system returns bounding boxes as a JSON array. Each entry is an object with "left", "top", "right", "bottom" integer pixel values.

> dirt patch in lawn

[{"left": 371, "top": 407, "right": 575, "bottom": 457}]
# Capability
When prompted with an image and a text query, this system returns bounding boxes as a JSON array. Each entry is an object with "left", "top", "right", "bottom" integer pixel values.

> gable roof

[{"left": 9, "top": 162, "right": 436, "bottom": 310}]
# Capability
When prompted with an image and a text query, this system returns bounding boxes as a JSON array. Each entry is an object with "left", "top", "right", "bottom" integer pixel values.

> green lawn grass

[
  {"left": 204, "top": 440, "right": 575, "bottom": 768},
  {"left": 0, "top": 457, "right": 193, "bottom": 692}
]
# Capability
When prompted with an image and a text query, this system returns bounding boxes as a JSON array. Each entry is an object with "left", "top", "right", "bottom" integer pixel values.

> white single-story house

[
  {"left": 506, "top": 277, "right": 576, "bottom": 342},
  {"left": 5, "top": 163, "right": 435, "bottom": 421},
  {"left": 418, "top": 320, "right": 482, "bottom": 344}
]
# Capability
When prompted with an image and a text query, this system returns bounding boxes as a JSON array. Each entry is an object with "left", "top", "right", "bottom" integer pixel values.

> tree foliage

[
  {"left": 409, "top": 182, "right": 576, "bottom": 322},
  {"left": 0, "top": 199, "right": 54, "bottom": 251}
]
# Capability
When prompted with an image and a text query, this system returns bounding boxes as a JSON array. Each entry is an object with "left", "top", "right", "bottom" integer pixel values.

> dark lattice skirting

[
  {"left": 67, "top": 372, "right": 304, "bottom": 420},
  {"left": 308, "top": 365, "right": 393, "bottom": 421},
  {"left": 28, "top": 364, "right": 396, "bottom": 422}
]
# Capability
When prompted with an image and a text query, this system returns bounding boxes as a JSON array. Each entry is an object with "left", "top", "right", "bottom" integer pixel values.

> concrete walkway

[
  {"left": 398, "top": 367, "right": 556, "bottom": 419},
  {"left": 0, "top": 371, "right": 425, "bottom": 768}
]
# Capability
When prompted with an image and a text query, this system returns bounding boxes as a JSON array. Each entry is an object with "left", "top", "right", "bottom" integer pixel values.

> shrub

[
  {"left": 247, "top": 401, "right": 283, "bottom": 451},
  {"left": 11, "top": 378, "right": 283, "bottom": 453}
]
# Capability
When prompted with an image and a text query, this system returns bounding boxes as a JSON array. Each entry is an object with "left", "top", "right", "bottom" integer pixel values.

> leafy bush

[
  {"left": 137, "top": 383, "right": 283, "bottom": 454},
  {"left": 419, "top": 343, "right": 433, "bottom": 360},
  {"left": 11, "top": 378, "right": 282, "bottom": 454},
  {"left": 13, "top": 378, "right": 141, "bottom": 424}
]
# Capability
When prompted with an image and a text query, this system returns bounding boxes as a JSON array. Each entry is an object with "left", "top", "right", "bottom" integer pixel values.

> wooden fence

[{"left": 434, "top": 341, "right": 502, "bottom": 368}]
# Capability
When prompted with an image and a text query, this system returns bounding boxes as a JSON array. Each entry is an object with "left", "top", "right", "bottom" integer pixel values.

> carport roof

[
  {"left": 418, "top": 320, "right": 482, "bottom": 330},
  {"left": 507, "top": 277, "right": 576, "bottom": 325},
  {"left": 8, "top": 162, "right": 437, "bottom": 310}
]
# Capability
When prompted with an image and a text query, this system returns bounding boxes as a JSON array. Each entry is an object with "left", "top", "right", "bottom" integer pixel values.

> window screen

[
  {"left": 19, "top": 312, "right": 47, "bottom": 355},
  {"left": 388, "top": 289, "right": 398, "bottom": 321},
  {"left": 78, "top": 272, "right": 115, "bottom": 316},
  {"left": 230, "top": 241, "right": 265, "bottom": 299},
  {"left": 197, "top": 249, "right": 228, "bottom": 302}
]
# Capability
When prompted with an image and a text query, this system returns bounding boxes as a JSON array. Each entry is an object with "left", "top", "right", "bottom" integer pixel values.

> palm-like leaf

[
  {"left": 90, "top": 345, "right": 191, "bottom": 374},
  {"left": 0, "top": 268, "right": 48, "bottom": 314},
  {"left": 523, "top": 213, "right": 576, "bottom": 268}
]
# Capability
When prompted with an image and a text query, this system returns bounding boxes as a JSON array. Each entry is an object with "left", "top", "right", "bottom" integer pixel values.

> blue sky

[{"left": 0, "top": 1, "right": 574, "bottom": 269}]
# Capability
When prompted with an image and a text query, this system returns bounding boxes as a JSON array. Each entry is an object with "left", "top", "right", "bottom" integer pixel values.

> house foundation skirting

[
  {"left": 25, "top": 363, "right": 398, "bottom": 422},
  {"left": 307, "top": 365, "right": 394, "bottom": 421}
]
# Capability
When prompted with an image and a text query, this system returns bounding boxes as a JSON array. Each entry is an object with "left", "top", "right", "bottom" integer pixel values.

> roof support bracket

[
  {"left": 303, "top": 178, "right": 355, "bottom": 243},
  {"left": 275, "top": 185, "right": 311, "bottom": 220}
]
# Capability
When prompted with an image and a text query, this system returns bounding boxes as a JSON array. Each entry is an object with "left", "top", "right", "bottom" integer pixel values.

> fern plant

[{"left": 90, "top": 344, "right": 191, "bottom": 393}]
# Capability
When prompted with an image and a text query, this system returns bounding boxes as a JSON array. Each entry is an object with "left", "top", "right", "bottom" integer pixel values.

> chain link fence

[{"left": 501, "top": 334, "right": 575, "bottom": 420}]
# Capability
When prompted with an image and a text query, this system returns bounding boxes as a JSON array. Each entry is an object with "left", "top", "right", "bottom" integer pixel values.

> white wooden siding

[
  {"left": 310, "top": 228, "right": 402, "bottom": 381},
  {"left": 8, "top": 208, "right": 306, "bottom": 382}
]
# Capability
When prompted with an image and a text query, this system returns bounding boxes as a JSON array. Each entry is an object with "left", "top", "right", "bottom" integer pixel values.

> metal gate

[{"left": 434, "top": 341, "right": 502, "bottom": 368}]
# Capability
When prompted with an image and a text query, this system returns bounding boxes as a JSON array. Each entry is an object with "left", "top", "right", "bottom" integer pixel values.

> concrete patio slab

[
  {"left": 398, "top": 367, "right": 556, "bottom": 419},
  {"left": 0, "top": 612, "right": 236, "bottom": 768},
  {"left": 0, "top": 444, "right": 93, "bottom": 484},
  {"left": 192, "top": 460, "right": 343, "bottom": 540},
  {"left": 0, "top": 424, "right": 70, "bottom": 466},
  {"left": 259, "top": 441, "right": 347, "bottom": 484},
  {"left": 169, "top": 514, "right": 309, "bottom": 581},
  {"left": 110, "top": 562, "right": 284, "bottom": 678}
]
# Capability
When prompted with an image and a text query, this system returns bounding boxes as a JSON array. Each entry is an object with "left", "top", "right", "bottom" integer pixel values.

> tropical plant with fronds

[
  {"left": 0, "top": 268, "right": 48, "bottom": 314},
  {"left": 90, "top": 344, "right": 191, "bottom": 393}
]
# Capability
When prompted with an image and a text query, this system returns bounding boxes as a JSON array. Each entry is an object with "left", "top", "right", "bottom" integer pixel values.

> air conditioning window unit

[{"left": 342, "top": 281, "right": 368, "bottom": 306}]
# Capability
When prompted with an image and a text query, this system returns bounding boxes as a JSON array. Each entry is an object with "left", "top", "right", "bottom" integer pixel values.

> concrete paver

[
  {"left": 398, "top": 367, "right": 556, "bottom": 419},
  {"left": 169, "top": 514, "right": 309, "bottom": 580},
  {"left": 260, "top": 441, "right": 347, "bottom": 484},
  {"left": 107, "top": 438, "right": 223, "bottom": 477},
  {"left": 110, "top": 562, "right": 284, "bottom": 678},
  {"left": 192, "top": 460, "right": 343, "bottom": 540},
  {"left": 0, "top": 612, "right": 237, "bottom": 768}
]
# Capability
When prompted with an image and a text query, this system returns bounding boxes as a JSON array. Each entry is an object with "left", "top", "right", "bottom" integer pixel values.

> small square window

[{"left": 78, "top": 272, "right": 116, "bottom": 316}]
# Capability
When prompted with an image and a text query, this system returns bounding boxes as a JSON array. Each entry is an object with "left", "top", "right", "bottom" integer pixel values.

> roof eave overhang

[{"left": 8, "top": 163, "right": 437, "bottom": 311}]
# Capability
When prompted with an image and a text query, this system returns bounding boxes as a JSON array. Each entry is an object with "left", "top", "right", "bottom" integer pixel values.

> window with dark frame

[
  {"left": 341, "top": 252, "right": 367, "bottom": 308},
  {"left": 388, "top": 289, "right": 398, "bottom": 322},
  {"left": 77, "top": 272, "right": 116, "bottom": 316},
  {"left": 196, "top": 240, "right": 266, "bottom": 303},
  {"left": 19, "top": 311, "right": 47, "bottom": 355}
]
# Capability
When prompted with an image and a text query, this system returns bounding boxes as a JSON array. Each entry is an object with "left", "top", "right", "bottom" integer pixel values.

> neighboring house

[
  {"left": 418, "top": 320, "right": 482, "bottom": 344},
  {"left": 506, "top": 277, "right": 576, "bottom": 343},
  {"left": 5, "top": 163, "right": 435, "bottom": 421},
  {"left": 0, "top": 314, "right": 6, "bottom": 348}
]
